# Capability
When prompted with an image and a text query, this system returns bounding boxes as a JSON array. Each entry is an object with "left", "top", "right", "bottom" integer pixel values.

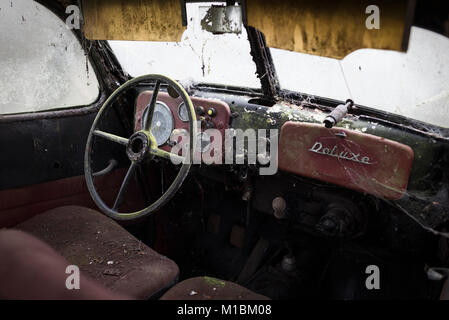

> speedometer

[{"left": 141, "top": 101, "right": 174, "bottom": 146}]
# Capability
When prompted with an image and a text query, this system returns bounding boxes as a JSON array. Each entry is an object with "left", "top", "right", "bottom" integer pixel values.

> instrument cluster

[{"left": 135, "top": 91, "right": 231, "bottom": 156}]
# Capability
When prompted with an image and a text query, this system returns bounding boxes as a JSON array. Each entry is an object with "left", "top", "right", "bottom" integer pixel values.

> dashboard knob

[
  {"left": 196, "top": 106, "right": 205, "bottom": 116},
  {"left": 207, "top": 108, "right": 217, "bottom": 117}
]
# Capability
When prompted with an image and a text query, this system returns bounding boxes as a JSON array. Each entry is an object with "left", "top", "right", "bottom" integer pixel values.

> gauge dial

[
  {"left": 178, "top": 102, "right": 189, "bottom": 122},
  {"left": 141, "top": 101, "right": 174, "bottom": 146}
]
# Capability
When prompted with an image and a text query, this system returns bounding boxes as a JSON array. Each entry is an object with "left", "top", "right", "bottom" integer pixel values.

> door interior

[{"left": 0, "top": 1, "right": 137, "bottom": 227}]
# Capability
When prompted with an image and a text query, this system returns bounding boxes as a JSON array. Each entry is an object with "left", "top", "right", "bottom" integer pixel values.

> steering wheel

[{"left": 84, "top": 74, "right": 197, "bottom": 220}]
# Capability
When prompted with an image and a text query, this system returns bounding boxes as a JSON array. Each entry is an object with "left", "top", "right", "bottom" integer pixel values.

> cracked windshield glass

[
  {"left": 109, "top": 2, "right": 260, "bottom": 90},
  {"left": 110, "top": 3, "right": 449, "bottom": 130}
]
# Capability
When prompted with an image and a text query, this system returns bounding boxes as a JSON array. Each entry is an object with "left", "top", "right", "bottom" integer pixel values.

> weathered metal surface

[
  {"left": 81, "top": 0, "right": 186, "bottom": 41},
  {"left": 246, "top": 0, "right": 414, "bottom": 59},
  {"left": 135, "top": 91, "right": 231, "bottom": 159},
  {"left": 200, "top": 5, "right": 243, "bottom": 34},
  {"left": 246, "top": 27, "right": 280, "bottom": 99},
  {"left": 279, "top": 122, "right": 415, "bottom": 199},
  {"left": 228, "top": 99, "right": 445, "bottom": 191},
  {"left": 216, "top": 91, "right": 448, "bottom": 227}
]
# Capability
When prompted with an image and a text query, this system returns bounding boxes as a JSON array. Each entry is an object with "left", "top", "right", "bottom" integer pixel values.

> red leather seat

[
  {"left": 14, "top": 206, "right": 179, "bottom": 299},
  {"left": 0, "top": 229, "right": 128, "bottom": 299},
  {"left": 0, "top": 205, "right": 267, "bottom": 300}
]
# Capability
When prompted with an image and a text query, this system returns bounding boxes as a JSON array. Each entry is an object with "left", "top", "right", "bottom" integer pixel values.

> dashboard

[
  {"left": 134, "top": 91, "right": 231, "bottom": 158},
  {"left": 132, "top": 90, "right": 421, "bottom": 200},
  {"left": 127, "top": 87, "right": 447, "bottom": 216}
]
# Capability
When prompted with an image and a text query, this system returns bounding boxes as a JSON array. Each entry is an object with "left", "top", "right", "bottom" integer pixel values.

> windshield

[
  {"left": 109, "top": 3, "right": 449, "bottom": 129},
  {"left": 109, "top": 3, "right": 260, "bottom": 90},
  {"left": 271, "top": 26, "right": 449, "bottom": 129}
]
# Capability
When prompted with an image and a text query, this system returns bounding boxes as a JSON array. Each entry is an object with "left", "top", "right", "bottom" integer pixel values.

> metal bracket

[{"left": 180, "top": 0, "right": 247, "bottom": 26}]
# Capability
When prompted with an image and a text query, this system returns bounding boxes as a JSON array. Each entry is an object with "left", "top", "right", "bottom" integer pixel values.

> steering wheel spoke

[
  {"left": 112, "top": 162, "right": 138, "bottom": 210},
  {"left": 144, "top": 80, "right": 161, "bottom": 131},
  {"left": 93, "top": 130, "right": 129, "bottom": 146},
  {"left": 150, "top": 147, "right": 185, "bottom": 164}
]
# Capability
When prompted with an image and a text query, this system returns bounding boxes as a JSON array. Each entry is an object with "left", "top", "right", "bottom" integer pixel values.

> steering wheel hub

[{"left": 126, "top": 131, "right": 151, "bottom": 163}]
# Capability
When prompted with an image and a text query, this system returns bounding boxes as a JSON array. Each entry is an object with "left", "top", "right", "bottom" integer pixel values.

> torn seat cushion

[
  {"left": 160, "top": 277, "right": 269, "bottom": 300},
  {"left": 16, "top": 205, "right": 179, "bottom": 299}
]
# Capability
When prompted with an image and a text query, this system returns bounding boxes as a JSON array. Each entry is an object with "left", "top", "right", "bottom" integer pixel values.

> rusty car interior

[{"left": 1, "top": 0, "right": 449, "bottom": 301}]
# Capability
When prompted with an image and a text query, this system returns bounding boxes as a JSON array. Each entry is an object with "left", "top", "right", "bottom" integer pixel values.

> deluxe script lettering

[{"left": 308, "top": 142, "right": 372, "bottom": 165}]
